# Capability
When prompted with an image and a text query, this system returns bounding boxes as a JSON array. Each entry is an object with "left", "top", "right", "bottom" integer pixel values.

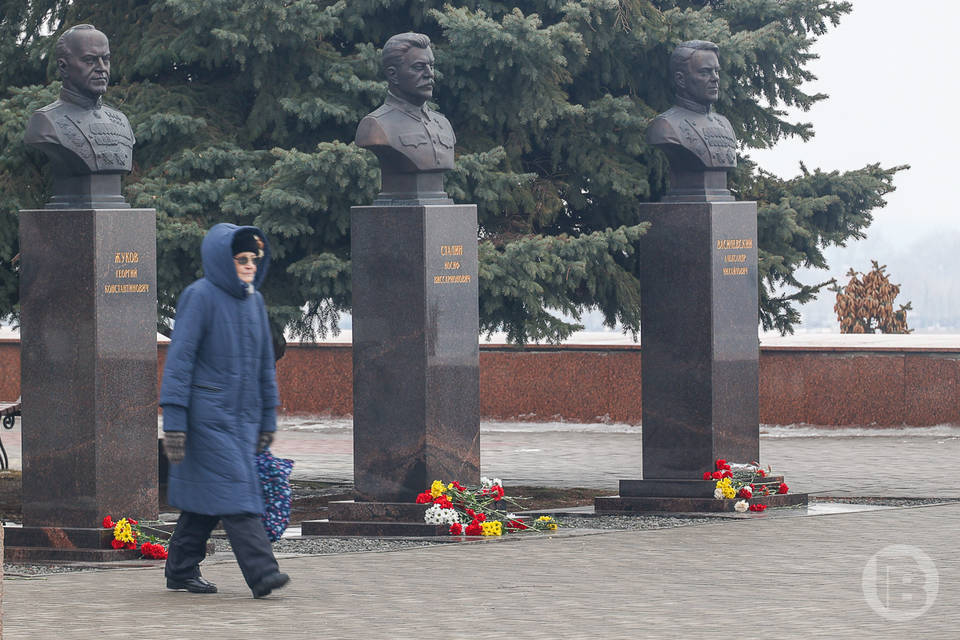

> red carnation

[
  {"left": 715, "top": 459, "right": 726, "bottom": 470},
  {"left": 749, "top": 503, "right": 767, "bottom": 512},
  {"left": 493, "top": 486, "right": 505, "bottom": 500},
  {"left": 111, "top": 539, "right": 124, "bottom": 549},
  {"left": 465, "top": 522, "right": 482, "bottom": 536},
  {"left": 778, "top": 482, "right": 789, "bottom": 494},
  {"left": 415, "top": 492, "right": 432, "bottom": 504},
  {"left": 449, "top": 523, "right": 463, "bottom": 535},
  {"left": 129, "top": 519, "right": 138, "bottom": 525},
  {"left": 711, "top": 471, "right": 723, "bottom": 480},
  {"left": 508, "top": 519, "right": 528, "bottom": 530},
  {"left": 738, "top": 487, "right": 753, "bottom": 499},
  {"left": 757, "top": 469, "right": 766, "bottom": 477},
  {"left": 722, "top": 470, "right": 733, "bottom": 478},
  {"left": 125, "top": 541, "right": 137, "bottom": 550},
  {"left": 103, "top": 516, "right": 114, "bottom": 528},
  {"left": 702, "top": 472, "right": 712, "bottom": 480},
  {"left": 476, "top": 513, "right": 487, "bottom": 522},
  {"left": 433, "top": 495, "right": 453, "bottom": 509},
  {"left": 466, "top": 508, "right": 475, "bottom": 517}
]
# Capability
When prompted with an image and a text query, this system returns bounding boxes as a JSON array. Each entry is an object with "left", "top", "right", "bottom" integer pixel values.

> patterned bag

[{"left": 255, "top": 448, "right": 295, "bottom": 542}]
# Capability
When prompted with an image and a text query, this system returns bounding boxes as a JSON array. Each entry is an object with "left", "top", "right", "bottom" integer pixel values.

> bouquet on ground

[
  {"left": 102, "top": 515, "right": 170, "bottom": 559},
  {"left": 704, "top": 459, "right": 789, "bottom": 513},
  {"left": 416, "top": 477, "right": 560, "bottom": 536}
]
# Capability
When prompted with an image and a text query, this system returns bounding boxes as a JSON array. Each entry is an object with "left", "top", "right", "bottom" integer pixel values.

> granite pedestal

[
  {"left": 5, "top": 208, "right": 158, "bottom": 560},
  {"left": 333, "top": 202, "right": 479, "bottom": 535},
  {"left": 595, "top": 199, "right": 806, "bottom": 512}
]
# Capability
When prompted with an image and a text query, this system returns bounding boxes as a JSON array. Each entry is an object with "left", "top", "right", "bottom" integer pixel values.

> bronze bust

[
  {"left": 24, "top": 24, "right": 135, "bottom": 209},
  {"left": 356, "top": 32, "right": 455, "bottom": 205},
  {"left": 646, "top": 40, "right": 736, "bottom": 202}
]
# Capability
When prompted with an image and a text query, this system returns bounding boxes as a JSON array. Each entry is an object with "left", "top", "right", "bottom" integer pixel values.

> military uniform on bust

[
  {"left": 355, "top": 32, "right": 456, "bottom": 205},
  {"left": 356, "top": 91, "right": 455, "bottom": 173},
  {"left": 645, "top": 39, "right": 738, "bottom": 202},
  {"left": 646, "top": 95, "right": 736, "bottom": 170},
  {"left": 24, "top": 85, "right": 135, "bottom": 176},
  {"left": 22, "top": 23, "right": 135, "bottom": 209}
]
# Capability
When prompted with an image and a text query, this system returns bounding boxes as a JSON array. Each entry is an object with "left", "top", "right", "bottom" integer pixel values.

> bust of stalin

[
  {"left": 24, "top": 24, "right": 135, "bottom": 208},
  {"left": 646, "top": 40, "right": 737, "bottom": 201},
  {"left": 355, "top": 32, "right": 456, "bottom": 204}
]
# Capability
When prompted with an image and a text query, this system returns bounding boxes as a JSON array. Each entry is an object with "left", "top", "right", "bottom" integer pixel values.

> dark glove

[
  {"left": 163, "top": 432, "right": 186, "bottom": 464},
  {"left": 257, "top": 431, "right": 274, "bottom": 453}
]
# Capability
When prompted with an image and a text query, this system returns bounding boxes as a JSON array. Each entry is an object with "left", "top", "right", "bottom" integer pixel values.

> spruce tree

[{"left": 0, "top": 0, "right": 901, "bottom": 347}]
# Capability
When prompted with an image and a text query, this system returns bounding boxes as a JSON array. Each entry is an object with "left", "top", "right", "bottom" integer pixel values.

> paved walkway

[
  {"left": 4, "top": 503, "right": 958, "bottom": 638},
  {"left": 4, "top": 418, "right": 960, "bottom": 637},
  {"left": 267, "top": 418, "right": 960, "bottom": 497}
]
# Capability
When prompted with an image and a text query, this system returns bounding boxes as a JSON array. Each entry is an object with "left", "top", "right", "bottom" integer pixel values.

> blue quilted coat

[{"left": 160, "top": 223, "right": 279, "bottom": 515}]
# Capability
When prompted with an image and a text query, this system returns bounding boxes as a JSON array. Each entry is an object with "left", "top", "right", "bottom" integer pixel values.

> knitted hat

[{"left": 232, "top": 229, "right": 264, "bottom": 256}]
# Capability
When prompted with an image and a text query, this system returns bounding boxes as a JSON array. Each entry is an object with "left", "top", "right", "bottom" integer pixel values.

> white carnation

[
  {"left": 734, "top": 500, "right": 749, "bottom": 513},
  {"left": 714, "top": 488, "right": 724, "bottom": 499},
  {"left": 424, "top": 503, "right": 460, "bottom": 525}
]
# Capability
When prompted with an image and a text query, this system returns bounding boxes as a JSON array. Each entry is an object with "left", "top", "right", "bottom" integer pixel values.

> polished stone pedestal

[
  {"left": 5, "top": 208, "right": 158, "bottom": 560},
  {"left": 595, "top": 198, "right": 792, "bottom": 513},
  {"left": 639, "top": 200, "right": 760, "bottom": 478},
  {"left": 350, "top": 203, "right": 480, "bottom": 503}
]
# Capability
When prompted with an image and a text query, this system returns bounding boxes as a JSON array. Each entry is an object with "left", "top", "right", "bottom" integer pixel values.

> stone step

[
  {"left": 594, "top": 492, "right": 808, "bottom": 514},
  {"left": 301, "top": 519, "right": 450, "bottom": 537}
]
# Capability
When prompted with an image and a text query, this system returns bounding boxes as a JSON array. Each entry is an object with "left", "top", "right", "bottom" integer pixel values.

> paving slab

[{"left": 4, "top": 502, "right": 959, "bottom": 638}]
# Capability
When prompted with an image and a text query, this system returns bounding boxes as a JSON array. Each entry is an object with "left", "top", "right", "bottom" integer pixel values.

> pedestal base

[
  {"left": 594, "top": 475, "right": 808, "bottom": 513},
  {"left": 301, "top": 500, "right": 449, "bottom": 537},
  {"left": 2, "top": 525, "right": 141, "bottom": 563},
  {"left": 594, "top": 492, "right": 808, "bottom": 513}
]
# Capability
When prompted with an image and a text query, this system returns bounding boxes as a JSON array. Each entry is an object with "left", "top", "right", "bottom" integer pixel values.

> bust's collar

[
  {"left": 386, "top": 91, "right": 431, "bottom": 120},
  {"left": 59, "top": 86, "right": 103, "bottom": 109},
  {"left": 674, "top": 95, "right": 711, "bottom": 115}
]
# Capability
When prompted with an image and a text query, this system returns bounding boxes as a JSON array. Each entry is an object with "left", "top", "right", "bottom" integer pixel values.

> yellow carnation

[{"left": 430, "top": 480, "right": 446, "bottom": 498}]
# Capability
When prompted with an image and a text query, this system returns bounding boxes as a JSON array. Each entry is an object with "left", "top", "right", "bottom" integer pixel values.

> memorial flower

[
  {"left": 103, "top": 514, "right": 170, "bottom": 559},
  {"left": 702, "top": 460, "right": 785, "bottom": 511},
  {"left": 421, "top": 479, "right": 561, "bottom": 535},
  {"left": 749, "top": 503, "right": 767, "bottom": 512}
]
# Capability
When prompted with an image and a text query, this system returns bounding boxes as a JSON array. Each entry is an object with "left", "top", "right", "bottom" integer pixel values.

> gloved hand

[
  {"left": 163, "top": 432, "right": 187, "bottom": 464},
  {"left": 257, "top": 431, "right": 274, "bottom": 453}
]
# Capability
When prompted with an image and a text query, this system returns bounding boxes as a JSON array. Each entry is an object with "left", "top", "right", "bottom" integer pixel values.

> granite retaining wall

[{"left": 1, "top": 340, "right": 957, "bottom": 427}]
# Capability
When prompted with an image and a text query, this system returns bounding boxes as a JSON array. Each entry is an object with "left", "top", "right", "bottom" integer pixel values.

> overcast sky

[
  {"left": 750, "top": 0, "right": 953, "bottom": 245},
  {"left": 747, "top": 1, "right": 960, "bottom": 331}
]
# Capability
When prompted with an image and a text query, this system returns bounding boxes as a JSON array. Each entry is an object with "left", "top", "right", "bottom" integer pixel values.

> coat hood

[{"left": 201, "top": 223, "right": 271, "bottom": 297}]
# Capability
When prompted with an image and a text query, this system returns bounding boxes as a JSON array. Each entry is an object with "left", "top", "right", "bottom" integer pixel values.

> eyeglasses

[{"left": 233, "top": 255, "right": 262, "bottom": 266}]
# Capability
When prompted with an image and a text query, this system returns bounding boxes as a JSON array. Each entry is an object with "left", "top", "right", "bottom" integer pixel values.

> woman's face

[{"left": 234, "top": 252, "right": 258, "bottom": 284}]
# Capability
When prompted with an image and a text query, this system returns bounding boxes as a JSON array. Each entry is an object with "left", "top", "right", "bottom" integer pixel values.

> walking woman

[{"left": 160, "top": 223, "right": 289, "bottom": 598}]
